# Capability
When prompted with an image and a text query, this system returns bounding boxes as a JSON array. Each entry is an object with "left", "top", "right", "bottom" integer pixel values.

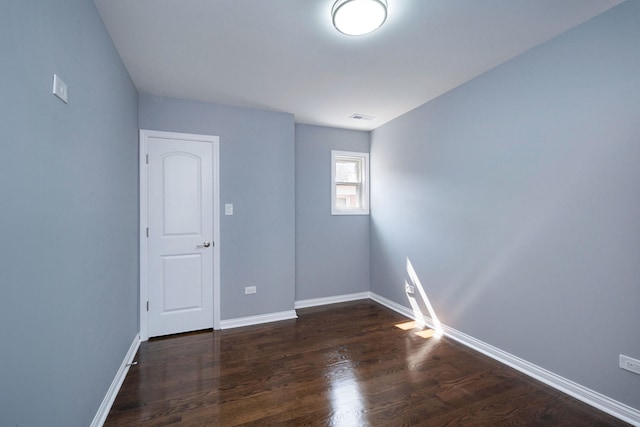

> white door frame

[{"left": 139, "top": 129, "right": 221, "bottom": 341}]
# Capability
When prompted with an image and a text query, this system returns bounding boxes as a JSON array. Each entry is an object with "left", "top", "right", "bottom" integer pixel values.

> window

[{"left": 331, "top": 150, "right": 369, "bottom": 215}]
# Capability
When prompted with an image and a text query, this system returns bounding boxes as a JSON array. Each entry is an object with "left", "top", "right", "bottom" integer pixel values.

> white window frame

[{"left": 331, "top": 150, "right": 370, "bottom": 215}]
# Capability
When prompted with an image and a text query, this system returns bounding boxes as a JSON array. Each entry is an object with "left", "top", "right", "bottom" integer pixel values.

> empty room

[{"left": 1, "top": 0, "right": 639, "bottom": 426}]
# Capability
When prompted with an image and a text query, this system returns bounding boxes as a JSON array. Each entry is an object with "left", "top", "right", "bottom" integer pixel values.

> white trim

[
  {"left": 91, "top": 334, "right": 140, "bottom": 427},
  {"left": 442, "top": 325, "right": 640, "bottom": 426},
  {"left": 139, "top": 130, "right": 221, "bottom": 340},
  {"left": 368, "top": 292, "right": 640, "bottom": 426},
  {"left": 369, "top": 292, "right": 414, "bottom": 319},
  {"left": 139, "top": 133, "right": 148, "bottom": 341},
  {"left": 295, "top": 292, "right": 370, "bottom": 309},
  {"left": 211, "top": 140, "right": 221, "bottom": 330},
  {"left": 331, "top": 150, "right": 370, "bottom": 215},
  {"left": 219, "top": 310, "right": 298, "bottom": 330}
]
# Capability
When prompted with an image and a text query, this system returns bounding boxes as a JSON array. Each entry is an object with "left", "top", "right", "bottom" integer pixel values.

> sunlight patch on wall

[{"left": 406, "top": 257, "right": 444, "bottom": 337}]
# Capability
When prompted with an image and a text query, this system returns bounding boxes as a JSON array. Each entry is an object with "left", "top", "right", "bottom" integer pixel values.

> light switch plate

[
  {"left": 225, "top": 204, "right": 233, "bottom": 215},
  {"left": 53, "top": 74, "right": 68, "bottom": 103}
]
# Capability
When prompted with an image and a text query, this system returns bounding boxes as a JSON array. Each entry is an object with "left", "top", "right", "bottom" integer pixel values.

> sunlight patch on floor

[
  {"left": 414, "top": 329, "right": 436, "bottom": 339},
  {"left": 395, "top": 321, "right": 436, "bottom": 339},
  {"left": 395, "top": 321, "right": 417, "bottom": 330}
]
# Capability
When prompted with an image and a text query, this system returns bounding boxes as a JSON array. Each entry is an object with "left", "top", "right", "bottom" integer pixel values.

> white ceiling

[{"left": 95, "top": 0, "right": 622, "bottom": 131}]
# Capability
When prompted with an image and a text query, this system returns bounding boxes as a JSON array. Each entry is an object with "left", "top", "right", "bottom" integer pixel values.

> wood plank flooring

[{"left": 106, "top": 300, "right": 629, "bottom": 426}]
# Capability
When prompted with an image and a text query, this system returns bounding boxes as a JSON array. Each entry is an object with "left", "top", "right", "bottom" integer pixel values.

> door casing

[{"left": 139, "top": 129, "right": 221, "bottom": 341}]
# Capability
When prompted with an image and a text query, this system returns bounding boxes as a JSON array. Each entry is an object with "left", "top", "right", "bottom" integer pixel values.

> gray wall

[
  {"left": 370, "top": 1, "right": 640, "bottom": 411},
  {"left": 0, "top": 0, "right": 139, "bottom": 426},
  {"left": 139, "top": 95, "right": 296, "bottom": 320},
  {"left": 295, "top": 124, "right": 370, "bottom": 301}
]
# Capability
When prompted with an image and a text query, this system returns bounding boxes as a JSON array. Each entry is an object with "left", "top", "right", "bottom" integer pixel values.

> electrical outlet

[
  {"left": 620, "top": 355, "right": 640, "bottom": 375},
  {"left": 405, "top": 284, "right": 415, "bottom": 294},
  {"left": 244, "top": 286, "right": 256, "bottom": 295}
]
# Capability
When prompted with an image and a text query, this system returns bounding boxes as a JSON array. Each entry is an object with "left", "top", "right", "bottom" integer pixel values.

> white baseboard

[
  {"left": 369, "top": 292, "right": 640, "bottom": 426},
  {"left": 369, "top": 292, "right": 414, "bottom": 319},
  {"left": 295, "top": 292, "right": 370, "bottom": 309},
  {"left": 219, "top": 310, "right": 298, "bottom": 330},
  {"left": 91, "top": 333, "right": 140, "bottom": 427}
]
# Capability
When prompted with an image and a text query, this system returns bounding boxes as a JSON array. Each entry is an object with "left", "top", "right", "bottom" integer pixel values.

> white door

[{"left": 142, "top": 131, "right": 218, "bottom": 338}]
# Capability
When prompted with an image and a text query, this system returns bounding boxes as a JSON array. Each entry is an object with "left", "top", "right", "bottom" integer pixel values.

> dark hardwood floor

[{"left": 106, "top": 301, "right": 628, "bottom": 426}]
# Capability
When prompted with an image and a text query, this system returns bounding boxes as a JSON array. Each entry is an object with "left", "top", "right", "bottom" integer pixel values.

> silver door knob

[{"left": 197, "top": 241, "right": 211, "bottom": 248}]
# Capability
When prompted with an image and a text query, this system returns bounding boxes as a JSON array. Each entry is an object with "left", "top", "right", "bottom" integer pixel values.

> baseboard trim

[
  {"left": 220, "top": 310, "right": 298, "bottom": 330},
  {"left": 369, "top": 292, "right": 414, "bottom": 319},
  {"left": 369, "top": 292, "right": 640, "bottom": 426},
  {"left": 295, "top": 292, "right": 370, "bottom": 309},
  {"left": 441, "top": 323, "right": 640, "bottom": 426},
  {"left": 91, "top": 333, "right": 140, "bottom": 427}
]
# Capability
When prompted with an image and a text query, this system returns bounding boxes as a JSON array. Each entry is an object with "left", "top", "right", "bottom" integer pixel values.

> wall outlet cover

[{"left": 620, "top": 354, "right": 640, "bottom": 375}]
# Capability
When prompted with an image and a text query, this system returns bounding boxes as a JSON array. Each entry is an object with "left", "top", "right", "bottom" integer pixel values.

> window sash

[
  {"left": 335, "top": 182, "right": 362, "bottom": 209},
  {"left": 331, "top": 150, "right": 369, "bottom": 215}
]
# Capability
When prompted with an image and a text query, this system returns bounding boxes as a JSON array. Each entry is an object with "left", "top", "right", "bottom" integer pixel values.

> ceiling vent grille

[{"left": 350, "top": 113, "right": 375, "bottom": 121}]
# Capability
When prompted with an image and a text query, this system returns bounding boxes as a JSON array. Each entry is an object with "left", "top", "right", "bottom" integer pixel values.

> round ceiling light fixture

[{"left": 332, "top": 0, "right": 388, "bottom": 36}]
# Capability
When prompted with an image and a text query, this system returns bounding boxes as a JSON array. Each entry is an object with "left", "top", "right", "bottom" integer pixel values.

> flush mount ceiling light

[{"left": 332, "top": 0, "right": 388, "bottom": 36}]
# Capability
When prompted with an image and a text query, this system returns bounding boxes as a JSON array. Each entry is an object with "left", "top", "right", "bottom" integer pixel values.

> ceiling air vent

[{"left": 350, "top": 113, "right": 375, "bottom": 121}]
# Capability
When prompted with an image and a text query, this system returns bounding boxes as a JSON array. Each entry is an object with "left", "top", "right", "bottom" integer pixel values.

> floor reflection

[{"left": 326, "top": 352, "right": 367, "bottom": 426}]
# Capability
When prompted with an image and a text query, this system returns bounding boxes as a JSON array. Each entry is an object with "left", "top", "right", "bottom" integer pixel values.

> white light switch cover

[{"left": 53, "top": 74, "right": 68, "bottom": 103}]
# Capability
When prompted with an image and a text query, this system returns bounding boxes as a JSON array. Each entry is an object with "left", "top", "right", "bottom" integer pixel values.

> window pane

[
  {"left": 336, "top": 184, "right": 360, "bottom": 209},
  {"left": 331, "top": 150, "right": 369, "bottom": 216},
  {"left": 335, "top": 160, "right": 360, "bottom": 183}
]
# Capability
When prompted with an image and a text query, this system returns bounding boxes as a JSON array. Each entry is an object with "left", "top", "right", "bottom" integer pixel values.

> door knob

[{"left": 197, "top": 241, "right": 211, "bottom": 248}]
